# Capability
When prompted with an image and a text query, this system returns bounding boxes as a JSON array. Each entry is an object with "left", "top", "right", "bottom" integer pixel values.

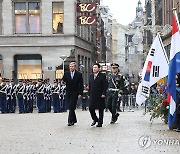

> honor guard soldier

[
  {"left": 23, "top": 80, "right": 29, "bottom": 113},
  {"left": 52, "top": 79, "right": 60, "bottom": 113},
  {"left": 31, "top": 81, "right": 37, "bottom": 112},
  {"left": 59, "top": 82, "right": 66, "bottom": 112},
  {"left": 36, "top": 79, "right": 45, "bottom": 113},
  {"left": 28, "top": 79, "right": 34, "bottom": 113},
  {"left": 10, "top": 79, "right": 17, "bottom": 113},
  {"left": 107, "top": 63, "right": 125, "bottom": 124},
  {"left": 44, "top": 79, "right": 51, "bottom": 112},
  {"left": 17, "top": 79, "right": 25, "bottom": 114},
  {"left": 25, "top": 79, "right": 32, "bottom": 113},
  {"left": 45, "top": 78, "right": 52, "bottom": 112},
  {"left": 0, "top": 78, "right": 8, "bottom": 113},
  {"left": 6, "top": 79, "right": 12, "bottom": 113}
]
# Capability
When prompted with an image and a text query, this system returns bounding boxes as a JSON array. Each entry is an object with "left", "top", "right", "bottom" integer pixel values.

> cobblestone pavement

[{"left": 0, "top": 108, "right": 180, "bottom": 154}]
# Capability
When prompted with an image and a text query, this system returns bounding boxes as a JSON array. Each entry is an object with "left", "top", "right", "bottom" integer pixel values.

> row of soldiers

[{"left": 0, "top": 78, "right": 66, "bottom": 114}]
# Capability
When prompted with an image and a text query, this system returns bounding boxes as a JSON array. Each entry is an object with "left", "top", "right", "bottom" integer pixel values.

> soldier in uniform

[
  {"left": 36, "top": 79, "right": 45, "bottom": 113},
  {"left": 23, "top": 80, "right": 29, "bottom": 113},
  {"left": 10, "top": 79, "right": 17, "bottom": 113},
  {"left": 6, "top": 79, "right": 12, "bottom": 113},
  {"left": 59, "top": 82, "right": 66, "bottom": 112},
  {"left": 31, "top": 81, "right": 37, "bottom": 112},
  {"left": 44, "top": 79, "right": 51, "bottom": 112},
  {"left": 17, "top": 79, "right": 25, "bottom": 114},
  {"left": 82, "top": 84, "right": 89, "bottom": 111},
  {"left": 107, "top": 63, "right": 125, "bottom": 124},
  {"left": 47, "top": 78, "right": 53, "bottom": 112},
  {"left": 28, "top": 80, "right": 34, "bottom": 113},
  {"left": 52, "top": 79, "right": 60, "bottom": 113},
  {"left": 0, "top": 78, "right": 8, "bottom": 113}
]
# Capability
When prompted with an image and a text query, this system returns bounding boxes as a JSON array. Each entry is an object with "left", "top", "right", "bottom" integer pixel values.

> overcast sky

[{"left": 102, "top": 0, "right": 145, "bottom": 25}]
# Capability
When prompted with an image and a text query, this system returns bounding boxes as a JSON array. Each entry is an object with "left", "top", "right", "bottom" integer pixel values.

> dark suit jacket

[
  {"left": 62, "top": 70, "right": 83, "bottom": 110},
  {"left": 62, "top": 70, "right": 83, "bottom": 95},
  {"left": 176, "top": 88, "right": 180, "bottom": 114},
  {"left": 89, "top": 72, "right": 107, "bottom": 109}
]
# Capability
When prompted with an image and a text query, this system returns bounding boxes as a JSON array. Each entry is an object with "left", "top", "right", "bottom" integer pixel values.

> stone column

[
  {"left": 2, "top": 1, "right": 13, "bottom": 35},
  {"left": 2, "top": 54, "right": 14, "bottom": 79}
]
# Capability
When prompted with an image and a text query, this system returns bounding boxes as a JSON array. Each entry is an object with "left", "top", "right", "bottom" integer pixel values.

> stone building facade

[{"left": 0, "top": 0, "right": 97, "bottom": 83}]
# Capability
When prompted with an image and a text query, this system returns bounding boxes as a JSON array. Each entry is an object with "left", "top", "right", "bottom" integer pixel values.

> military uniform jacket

[
  {"left": 52, "top": 85, "right": 60, "bottom": 99},
  {"left": 17, "top": 85, "right": 25, "bottom": 99},
  {"left": 36, "top": 84, "right": 45, "bottom": 98},
  {"left": 107, "top": 73, "right": 125, "bottom": 92},
  {"left": 176, "top": 87, "right": 180, "bottom": 114},
  {"left": 0, "top": 84, "right": 7, "bottom": 98}
]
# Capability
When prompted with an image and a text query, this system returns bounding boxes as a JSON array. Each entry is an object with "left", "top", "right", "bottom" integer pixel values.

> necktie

[
  {"left": 94, "top": 74, "right": 96, "bottom": 80},
  {"left": 71, "top": 72, "right": 74, "bottom": 79}
]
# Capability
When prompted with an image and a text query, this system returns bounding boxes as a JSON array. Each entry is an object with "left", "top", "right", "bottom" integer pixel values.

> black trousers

[
  {"left": 68, "top": 110, "right": 77, "bottom": 123},
  {"left": 107, "top": 92, "right": 118, "bottom": 119},
  {"left": 177, "top": 114, "right": 180, "bottom": 129},
  {"left": 66, "top": 92, "right": 78, "bottom": 124},
  {"left": 89, "top": 108, "right": 104, "bottom": 124}
]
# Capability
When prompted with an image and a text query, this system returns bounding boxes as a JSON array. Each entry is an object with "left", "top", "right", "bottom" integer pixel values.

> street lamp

[{"left": 60, "top": 55, "right": 67, "bottom": 75}]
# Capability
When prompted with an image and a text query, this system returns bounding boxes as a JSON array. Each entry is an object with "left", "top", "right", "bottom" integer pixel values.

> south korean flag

[{"left": 136, "top": 33, "right": 169, "bottom": 106}]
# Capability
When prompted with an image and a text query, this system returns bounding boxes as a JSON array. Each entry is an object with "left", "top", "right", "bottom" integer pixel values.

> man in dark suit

[
  {"left": 176, "top": 73, "right": 180, "bottom": 132},
  {"left": 88, "top": 63, "right": 107, "bottom": 127},
  {"left": 62, "top": 62, "right": 83, "bottom": 126}
]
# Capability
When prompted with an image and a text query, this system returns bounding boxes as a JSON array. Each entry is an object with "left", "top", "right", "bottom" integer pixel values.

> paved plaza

[{"left": 0, "top": 108, "right": 180, "bottom": 154}]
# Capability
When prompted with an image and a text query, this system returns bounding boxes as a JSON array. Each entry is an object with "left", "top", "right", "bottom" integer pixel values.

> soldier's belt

[
  {"left": 18, "top": 92, "right": 24, "bottom": 94},
  {"left": 108, "top": 88, "right": 119, "bottom": 92},
  {"left": 53, "top": 92, "right": 59, "bottom": 94}
]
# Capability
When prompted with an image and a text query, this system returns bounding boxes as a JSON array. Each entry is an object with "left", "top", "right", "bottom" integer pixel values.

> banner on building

[
  {"left": 77, "top": 16, "right": 96, "bottom": 26},
  {"left": 77, "top": 2, "right": 96, "bottom": 13}
]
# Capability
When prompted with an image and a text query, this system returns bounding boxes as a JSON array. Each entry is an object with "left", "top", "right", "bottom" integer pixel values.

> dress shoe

[
  {"left": 91, "top": 120, "right": 97, "bottom": 126},
  {"left": 67, "top": 123, "right": 74, "bottom": 126},
  {"left": 110, "top": 113, "right": 119, "bottom": 124},
  {"left": 114, "top": 113, "right": 119, "bottom": 122},
  {"left": 96, "top": 124, "right": 102, "bottom": 127},
  {"left": 110, "top": 119, "right": 115, "bottom": 124}
]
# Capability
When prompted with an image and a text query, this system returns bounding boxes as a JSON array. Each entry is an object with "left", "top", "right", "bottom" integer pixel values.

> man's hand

[
  {"left": 101, "top": 95, "right": 105, "bottom": 98},
  {"left": 61, "top": 80, "right": 65, "bottom": 85}
]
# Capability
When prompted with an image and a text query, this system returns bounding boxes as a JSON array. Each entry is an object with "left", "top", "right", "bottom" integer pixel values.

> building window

[
  {"left": 14, "top": 2, "right": 40, "bottom": 34},
  {"left": 17, "top": 59, "right": 42, "bottom": 79},
  {"left": 29, "top": 2, "right": 40, "bottom": 33},
  {"left": 53, "top": 2, "right": 64, "bottom": 34}
]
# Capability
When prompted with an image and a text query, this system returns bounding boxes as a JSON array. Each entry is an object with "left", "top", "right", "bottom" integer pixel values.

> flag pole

[{"left": 157, "top": 33, "right": 169, "bottom": 65}]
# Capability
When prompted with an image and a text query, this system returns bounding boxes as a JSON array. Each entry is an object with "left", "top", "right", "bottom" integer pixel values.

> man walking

[
  {"left": 89, "top": 63, "right": 107, "bottom": 127},
  {"left": 107, "top": 63, "right": 125, "bottom": 124},
  {"left": 62, "top": 62, "right": 83, "bottom": 126}
]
